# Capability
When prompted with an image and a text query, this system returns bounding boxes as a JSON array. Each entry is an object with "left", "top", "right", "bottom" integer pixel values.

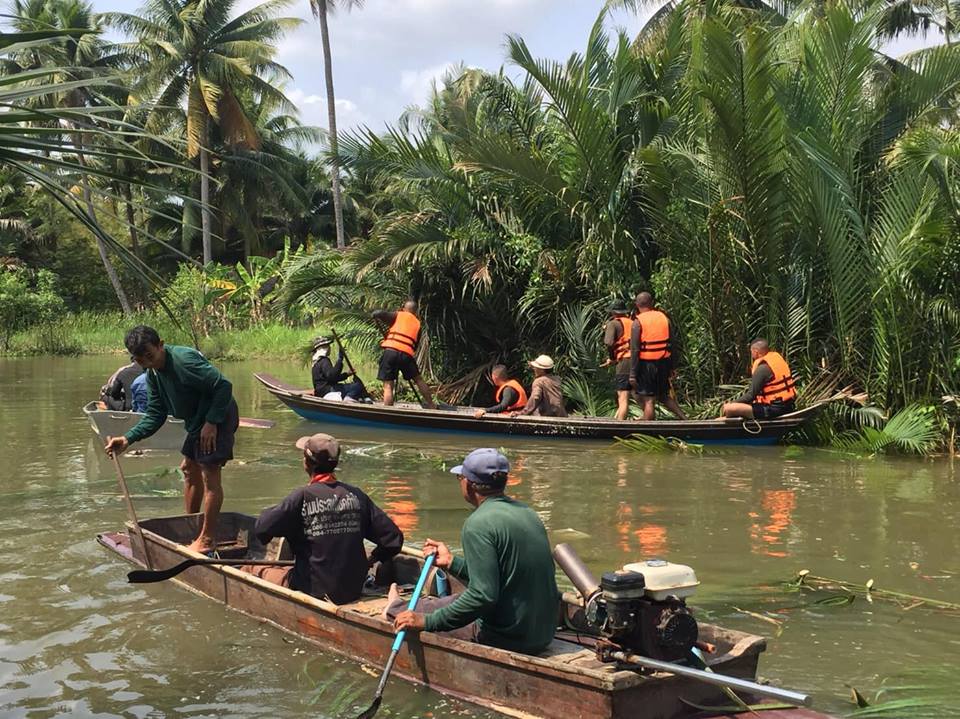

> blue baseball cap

[{"left": 450, "top": 448, "right": 509, "bottom": 485}]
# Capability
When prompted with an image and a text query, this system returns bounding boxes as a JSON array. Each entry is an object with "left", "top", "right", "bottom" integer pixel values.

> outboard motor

[{"left": 554, "top": 544, "right": 699, "bottom": 662}]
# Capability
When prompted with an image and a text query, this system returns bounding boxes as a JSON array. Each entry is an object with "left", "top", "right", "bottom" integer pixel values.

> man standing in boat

[
  {"left": 719, "top": 339, "right": 797, "bottom": 420},
  {"left": 104, "top": 326, "right": 239, "bottom": 554},
  {"left": 248, "top": 433, "right": 404, "bottom": 604},
  {"left": 473, "top": 365, "right": 528, "bottom": 419},
  {"left": 600, "top": 299, "right": 634, "bottom": 420},
  {"left": 372, "top": 300, "right": 436, "bottom": 409},
  {"left": 629, "top": 292, "right": 687, "bottom": 421},
  {"left": 388, "top": 448, "right": 559, "bottom": 655}
]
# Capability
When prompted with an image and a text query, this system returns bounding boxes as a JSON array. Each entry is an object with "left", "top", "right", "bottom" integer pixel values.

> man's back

[
  {"left": 431, "top": 496, "right": 559, "bottom": 654},
  {"left": 255, "top": 479, "right": 403, "bottom": 605}
]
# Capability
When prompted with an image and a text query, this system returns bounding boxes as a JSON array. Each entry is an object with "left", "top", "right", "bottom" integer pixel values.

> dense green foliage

[{"left": 0, "top": 0, "right": 957, "bottom": 446}]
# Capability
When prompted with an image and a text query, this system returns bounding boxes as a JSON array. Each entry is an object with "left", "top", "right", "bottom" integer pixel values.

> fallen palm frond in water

[
  {"left": 845, "top": 665, "right": 955, "bottom": 718},
  {"left": 793, "top": 570, "right": 960, "bottom": 613},
  {"left": 615, "top": 434, "right": 732, "bottom": 454},
  {"left": 680, "top": 698, "right": 797, "bottom": 713}
]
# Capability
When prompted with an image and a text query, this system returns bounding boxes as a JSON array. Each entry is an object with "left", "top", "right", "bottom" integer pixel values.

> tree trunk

[
  {"left": 317, "top": 0, "right": 347, "bottom": 250},
  {"left": 122, "top": 181, "right": 140, "bottom": 258},
  {"left": 74, "top": 132, "right": 133, "bottom": 316},
  {"left": 200, "top": 117, "right": 213, "bottom": 265}
]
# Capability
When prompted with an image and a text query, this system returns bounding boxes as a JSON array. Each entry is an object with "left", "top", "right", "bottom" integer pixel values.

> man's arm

[
  {"left": 372, "top": 309, "right": 397, "bottom": 325},
  {"left": 424, "top": 530, "right": 501, "bottom": 632},
  {"left": 180, "top": 350, "right": 233, "bottom": 424},
  {"left": 123, "top": 373, "right": 166, "bottom": 443},
  {"left": 484, "top": 386, "right": 518, "bottom": 414},
  {"left": 517, "top": 381, "right": 542, "bottom": 416},
  {"left": 667, "top": 315, "right": 681, "bottom": 370},
  {"left": 735, "top": 364, "right": 773, "bottom": 404},
  {"left": 364, "top": 496, "right": 404, "bottom": 563},
  {"left": 603, "top": 320, "right": 619, "bottom": 361},
  {"left": 629, "top": 321, "right": 641, "bottom": 381},
  {"left": 254, "top": 491, "right": 303, "bottom": 546}
]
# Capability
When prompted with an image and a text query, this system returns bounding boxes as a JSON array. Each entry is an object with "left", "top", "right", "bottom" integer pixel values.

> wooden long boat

[
  {"left": 83, "top": 401, "right": 186, "bottom": 451},
  {"left": 255, "top": 373, "right": 820, "bottom": 445},
  {"left": 98, "top": 512, "right": 833, "bottom": 719}
]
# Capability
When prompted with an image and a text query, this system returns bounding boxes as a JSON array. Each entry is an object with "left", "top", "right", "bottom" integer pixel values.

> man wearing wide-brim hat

[
  {"left": 510, "top": 354, "right": 568, "bottom": 418},
  {"left": 310, "top": 336, "right": 366, "bottom": 401},
  {"left": 600, "top": 299, "right": 634, "bottom": 420}
]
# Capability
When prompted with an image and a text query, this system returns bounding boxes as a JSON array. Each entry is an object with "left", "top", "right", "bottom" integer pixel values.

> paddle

[
  {"left": 110, "top": 452, "right": 154, "bottom": 570},
  {"left": 127, "top": 558, "right": 294, "bottom": 584},
  {"left": 355, "top": 553, "right": 435, "bottom": 719},
  {"left": 331, "top": 329, "right": 369, "bottom": 397}
]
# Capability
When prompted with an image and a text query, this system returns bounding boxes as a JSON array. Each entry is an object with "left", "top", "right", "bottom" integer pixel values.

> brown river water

[{"left": 1, "top": 356, "right": 958, "bottom": 718}]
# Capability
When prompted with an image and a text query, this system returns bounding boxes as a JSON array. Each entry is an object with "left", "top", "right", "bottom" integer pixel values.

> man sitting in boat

[
  {"left": 389, "top": 448, "right": 559, "bottom": 655},
  {"left": 104, "top": 326, "right": 239, "bottom": 554},
  {"left": 510, "top": 355, "right": 568, "bottom": 418},
  {"left": 719, "top": 339, "right": 797, "bottom": 420},
  {"left": 250, "top": 433, "right": 403, "bottom": 604},
  {"left": 98, "top": 361, "right": 143, "bottom": 411},
  {"left": 310, "top": 336, "right": 366, "bottom": 401},
  {"left": 473, "top": 365, "right": 528, "bottom": 419},
  {"left": 372, "top": 300, "right": 437, "bottom": 409}
]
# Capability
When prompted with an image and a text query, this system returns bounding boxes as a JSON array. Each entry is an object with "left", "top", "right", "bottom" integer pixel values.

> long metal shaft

[{"left": 610, "top": 650, "right": 812, "bottom": 707}]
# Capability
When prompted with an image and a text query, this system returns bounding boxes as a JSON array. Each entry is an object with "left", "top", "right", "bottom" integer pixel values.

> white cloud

[{"left": 399, "top": 63, "right": 456, "bottom": 103}]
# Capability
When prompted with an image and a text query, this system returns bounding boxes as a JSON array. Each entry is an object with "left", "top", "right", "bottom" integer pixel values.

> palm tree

[
  {"left": 108, "top": 0, "right": 301, "bottom": 264},
  {"left": 309, "top": 0, "right": 364, "bottom": 251}
]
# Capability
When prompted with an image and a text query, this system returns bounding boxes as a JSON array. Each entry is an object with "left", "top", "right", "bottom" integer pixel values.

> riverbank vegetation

[{"left": 0, "top": 0, "right": 957, "bottom": 451}]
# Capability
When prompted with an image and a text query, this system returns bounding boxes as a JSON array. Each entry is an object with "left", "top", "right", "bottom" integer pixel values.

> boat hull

[
  {"left": 83, "top": 401, "right": 186, "bottom": 451},
  {"left": 255, "top": 373, "right": 818, "bottom": 445},
  {"left": 96, "top": 512, "right": 830, "bottom": 719}
]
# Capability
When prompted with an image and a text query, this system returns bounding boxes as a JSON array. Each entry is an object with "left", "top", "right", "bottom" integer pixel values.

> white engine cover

[{"left": 622, "top": 559, "right": 699, "bottom": 601}]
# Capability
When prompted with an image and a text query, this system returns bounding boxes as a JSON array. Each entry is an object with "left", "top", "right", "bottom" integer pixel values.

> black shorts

[
  {"left": 377, "top": 349, "right": 420, "bottom": 382},
  {"left": 181, "top": 399, "right": 239, "bottom": 467},
  {"left": 614, "top": 358, "right": 632, "bottom": 391},
  {"left": 751, "top": 400, "right": 795, "bottom": 420},
  {"left": 634, "top": 358, "right": 672, "bottom": 399}
]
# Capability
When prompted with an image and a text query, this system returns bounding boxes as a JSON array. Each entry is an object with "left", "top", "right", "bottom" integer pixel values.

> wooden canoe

[
  {"left": 98, "top": 512, "right": 834, "bottom": 719},
  {"left": 255, "top": 373, "right": 820, "bottom": 445}
]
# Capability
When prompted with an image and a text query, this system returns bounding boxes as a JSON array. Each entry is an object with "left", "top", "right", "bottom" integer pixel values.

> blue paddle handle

[{"left": 391, "top": 553, "right": 435, "bottom": 652}]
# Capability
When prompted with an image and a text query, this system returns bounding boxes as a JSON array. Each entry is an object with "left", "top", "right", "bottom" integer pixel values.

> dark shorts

[
  {"left": 751, "top": 401, "right": 795, "bottom": 420},
  {"left": 634, "top": 358, "right": 672, "bottom": 399},
  {"left": 614, "top": 358, "right": 632, "bottom": 391},
  {"left": 181, "top": 399, "right": 239, "bottom": 466},
  {"left": 377, "top": 349, "right": 420, "bottom": 382}
]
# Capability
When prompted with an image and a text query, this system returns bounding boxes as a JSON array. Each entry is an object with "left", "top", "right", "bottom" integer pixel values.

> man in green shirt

[
  {"left": 104, "top": 326, "right": 239, "bottom": 553},
  {"left": 390, "top": 448, "right": 559, "bottom": 655}
]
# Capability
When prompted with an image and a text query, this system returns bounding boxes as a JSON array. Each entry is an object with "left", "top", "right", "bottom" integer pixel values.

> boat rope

[{"left": 741, "top": 419, "right": 763, "bottom": 435}]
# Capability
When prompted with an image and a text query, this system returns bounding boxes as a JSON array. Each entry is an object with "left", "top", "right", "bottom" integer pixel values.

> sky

[
  {"left": 94, "top": 0, "right": 643, "bottom": 135},
  {"left": 92, "top": 0, "right": 931, "bottom": 139}
]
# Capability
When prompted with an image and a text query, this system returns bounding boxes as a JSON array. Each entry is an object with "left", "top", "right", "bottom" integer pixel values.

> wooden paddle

[
  {"left": 110, "top": 452, "right": 154, "bottom": 570},
  {"left": 127, "top": 558, "right": 294, "bottom": 584},
  {"left": 355, "top": 553, "right": 435, "bottom": 719},
  {"left": 330, "top": 329, "right": 369, "bottom": 396}
]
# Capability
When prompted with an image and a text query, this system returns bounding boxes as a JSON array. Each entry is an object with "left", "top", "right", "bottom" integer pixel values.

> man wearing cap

[
  {"left": 600, "top": 299, "right": 634, "bottom": 420},
  {"left": 511, "top": 355, "right": 567, "bottom": 418},
  {"left": 250, "top": 433, "right": 403, "bottom": 604},
  {"left": 389, "top": 448, "right": 559, "bottom": 655},
  {"left": 310, "top": 336, "right": 366, "bottom": 401}
]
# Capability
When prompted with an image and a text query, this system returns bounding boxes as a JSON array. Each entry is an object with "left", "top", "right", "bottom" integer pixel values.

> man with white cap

[
  {"left": 310, "top": 336, "right": 365, "bottom": 401},
  {"left": 510, "top": 354, "right": 567, "bottom": 418},
  {"left": 389, "top": 448, "right": 559, "bottom": 655},
  {"left": 251, "top": 433, "right": 403, "bottom": 604}
]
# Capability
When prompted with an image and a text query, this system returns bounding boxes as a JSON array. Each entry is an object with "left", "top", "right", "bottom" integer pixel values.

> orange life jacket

[
  {"left": 495, "top": 379, "right": 528, "bottom": 411},
  {"left": 380, "top": 311, "right": 420, "bottom": 358},
  {"left": 637, "top": 310, "right": 671, "bottom": 361},
  {"left": 752, "top": 351, "right": 797, "bottom": 405},
  {"left": 613, "top": 316, "right": 632, "bottom": 361}
]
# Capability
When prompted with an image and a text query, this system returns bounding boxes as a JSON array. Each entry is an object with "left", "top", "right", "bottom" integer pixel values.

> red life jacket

[
  {"left": 380, "top": 311, "right": 420, "bottom": 358},
  {"left": 613, "top": 316, "right": 632, "bottom": 361},
  {"left": 495, "top": 379, "right": 528, "bottom": 411},
  {"left": 637, "top": 310, "right": 671, "bottom": 361},
  {"left": 752, "top": 351, "right": 796, "bottom": 404}
]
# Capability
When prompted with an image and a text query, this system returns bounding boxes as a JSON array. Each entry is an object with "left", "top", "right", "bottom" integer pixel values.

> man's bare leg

[
  {"left": 382, "top": 380, "right": 396, "bottom": 406},
  {"left": 182, "top": 457, "right": 203, "bottom": 513},
  {"left": 615, "top": 390, "right": 630, "bottom": 420},
  {"left": 186, "top": 464, "right": 222, "bottom": 553},
  {"left": 720, "top": 402, "right": 755, "bottom": 419},
  {"left": 662, "top": 396, "right": 688, "bottom": 420},
  {"left": 414, "top": 376, "right": 437, "bottom": 409},
  {"left": 640, "top": 396, "right": 656, "bottom": 421}
]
